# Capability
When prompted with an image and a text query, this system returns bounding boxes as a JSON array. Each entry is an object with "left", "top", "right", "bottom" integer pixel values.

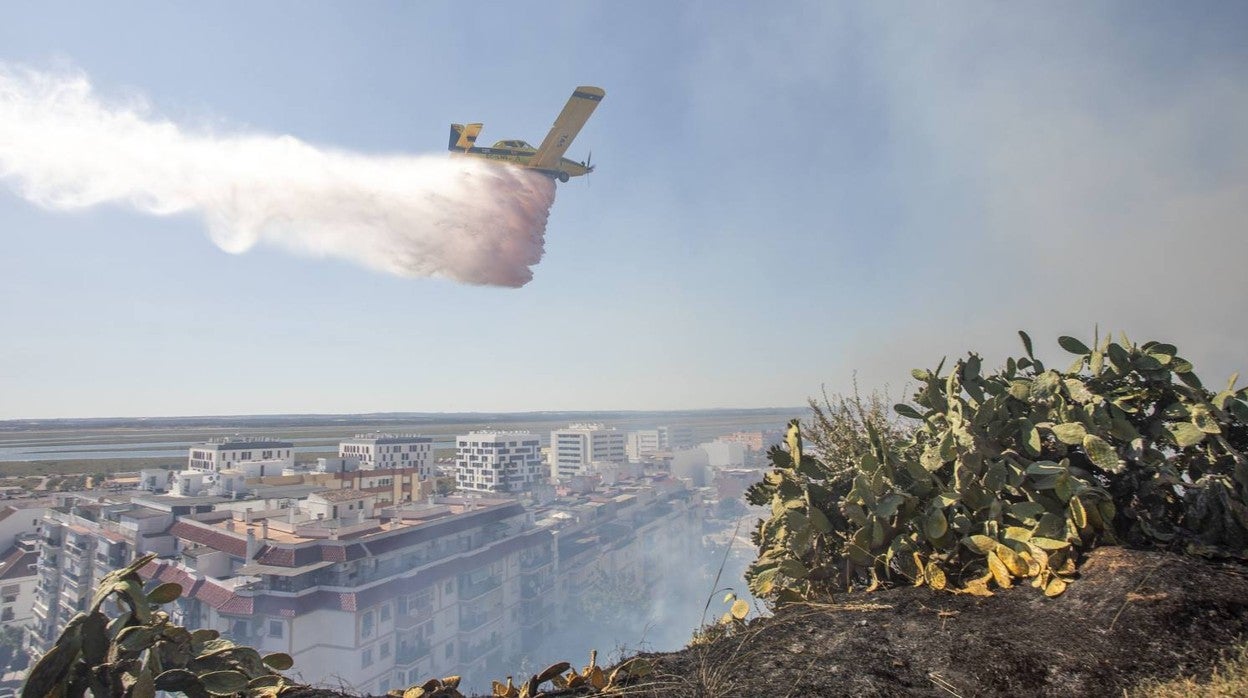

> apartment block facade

[
  {"left": 549, "top": 424, "right": 626, "bottom": 482},
  {"left": 23, "top": 466, "right": 704, "bottom": 697},
  {"left": 455, "top": 432, "right": 543, "bottom": 493},
  {"left": 188, "top": 438, "right": 295, "bottom": 476},
  {"left": 339, "top": 434, "right": 435, "bottom": 476}
]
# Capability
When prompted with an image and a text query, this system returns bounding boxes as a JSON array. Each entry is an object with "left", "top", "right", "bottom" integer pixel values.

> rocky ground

[{"left": 618, "top": 547, "right": 1248, "bottom": 697}]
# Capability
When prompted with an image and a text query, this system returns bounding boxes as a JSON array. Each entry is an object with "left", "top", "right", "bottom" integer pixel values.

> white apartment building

[
  {"left": 24, "top": 477, "right": 706, "bottom": 698},
  {"left": 626, "top": 430, "right": 661, "bottom": 461},
  {"left": 340, "top": 434, "right": 435, "bottom": 476},
  {"left": 456, "top": 432, "right": 543, "bottom": 493},
  {"left": 658, "top": 425, "right": 695, "bottom": 451},
  {"left": 0, "top": 533, "right": 38, "bottom": 631},
  {"left": 150, "top": 497, "right": 556, "bottom": 696},
  {"left": 30, "top": 498, "right": 180, "bottom": 650},
  {"left": 0, "top": 502, "right": 49, "bottom": 642},
  {"left": 188, "top": 438, "right": 295, "bottom": 477},
  {"left": 550, "top": 424, "right": 625, "bottom": 482},
  {"left": 701, "top": 440, "right": 747, "bottom": 468}
]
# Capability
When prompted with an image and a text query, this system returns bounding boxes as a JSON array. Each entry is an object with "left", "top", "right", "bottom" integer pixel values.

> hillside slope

[{"left": 623, "top": 547, "right": 1248, "bottom": 697}]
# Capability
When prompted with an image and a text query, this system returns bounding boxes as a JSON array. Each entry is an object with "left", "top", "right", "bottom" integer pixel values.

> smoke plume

[{"left": 0, "top": 65, "right": 556, "bottom": 287}]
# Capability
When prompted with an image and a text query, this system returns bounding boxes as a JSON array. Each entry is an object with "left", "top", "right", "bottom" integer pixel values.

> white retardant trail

[{"left": 0, "top": 65, "right": 556, "bottom": 287}]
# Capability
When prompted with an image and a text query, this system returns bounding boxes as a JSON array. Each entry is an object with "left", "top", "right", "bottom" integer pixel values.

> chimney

[
  {"left": 260, "top": 519, "right": 269, "bottom": 541},
  {"left": 245, "top": 528, "right": 258, "bottom": 559},
  {"left": 225, "top": 519, "right": 236, "bottom": 532},
  {"left": 244, "top": 508, "right": 253, "bottom": 524}
]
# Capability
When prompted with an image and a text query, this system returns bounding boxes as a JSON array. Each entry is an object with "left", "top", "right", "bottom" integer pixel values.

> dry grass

[{"left": 1134, "top": 644, "right": 1248, "bottom": 697}]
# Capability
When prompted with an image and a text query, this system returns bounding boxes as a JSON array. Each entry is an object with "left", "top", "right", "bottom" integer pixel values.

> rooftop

[
  {"left": 342, "top": 433, "right": 432, "bottom": 444},
  {"left": 196, "top": 438, "right": 294, "bottom": 449},
  {"left": 308, "top": 489, "right": 375, "bottom": 503}
]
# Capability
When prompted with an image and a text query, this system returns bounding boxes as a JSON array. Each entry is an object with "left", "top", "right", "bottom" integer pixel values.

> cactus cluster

[
  {"left": 391, "top": 652, "right": 651, "bottom": 698},
  {"left": 746, "top": 330, "right": 1248, "bottom": 601},
  {"left": 21, "top": 554, "right": 295, "bottom": 698}
]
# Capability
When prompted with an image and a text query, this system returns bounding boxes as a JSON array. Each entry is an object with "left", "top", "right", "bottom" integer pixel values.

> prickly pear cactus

[
  {"left": 747, "top": 330, "right": 1248, "bottom": 602},
  {"left": 21, "top": 554, "right": 296, "bottom": 698}
]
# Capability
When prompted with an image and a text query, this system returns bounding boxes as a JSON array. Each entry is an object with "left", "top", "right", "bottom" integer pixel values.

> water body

[
  {"left": 0, "top": 441, "right": 457, "bottom": 463},
  {"left": 0, "top": 409, "right": 798, "bottom": 463}
]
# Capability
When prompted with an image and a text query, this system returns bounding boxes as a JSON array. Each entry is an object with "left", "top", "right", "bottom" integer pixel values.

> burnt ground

[{"left": 619, "top": 547, "right": 1248, "bottom": 697}]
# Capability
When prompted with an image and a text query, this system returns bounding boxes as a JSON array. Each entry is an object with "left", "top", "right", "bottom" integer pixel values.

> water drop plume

[{"left": 0, "top": 64, "right": 556, "bottom": 286}]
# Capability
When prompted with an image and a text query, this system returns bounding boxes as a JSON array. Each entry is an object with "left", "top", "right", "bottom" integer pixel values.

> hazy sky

[{"left": 2, "top": 2, "right": 1246, "bottom": 419}]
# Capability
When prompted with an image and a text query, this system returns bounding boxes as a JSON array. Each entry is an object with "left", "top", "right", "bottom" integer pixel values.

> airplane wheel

[{"left": 558, "top": 172, "right": 570, "bottom": 183}]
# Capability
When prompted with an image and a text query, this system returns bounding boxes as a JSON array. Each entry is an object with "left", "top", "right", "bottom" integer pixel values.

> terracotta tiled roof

[
  {"left": 0, "top": 546, "right": 37, "bottom": 581},
  {"left": 141, "top": 560, "right": 255, "bottom": 615},
  {"left": 170, "top": 521, "right": 248, "bottom": 558}
]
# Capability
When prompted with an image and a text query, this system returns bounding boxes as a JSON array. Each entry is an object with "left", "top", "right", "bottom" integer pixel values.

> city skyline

[{"left": 3, "top": 3, "right": 1248, "bottom": 419}]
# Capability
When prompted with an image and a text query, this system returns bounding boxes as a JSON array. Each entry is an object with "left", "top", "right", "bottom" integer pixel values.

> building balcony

[
  {"left": 520, "top": 577, "right": 554, "bottom": 600},
  {"left": 394, "top": 604, "right": 434, "bottom": 630},
  {"left": 520, "top": 550, "right": 553, "bottom": 571},
  {"left": 458, "top": 608, "right": 500, "bottom": 633},
  {"left": 394, "top": 641, "right": 431, "bottom": 666},
  {"left": 459, "top": 639, "right": 500, "bottom": 664},
  {"left": 457, "top": 575, "right": 501, "bottom": 602},
  {"left": 520, "top": 603, "right": 553, "bottom": 627}
]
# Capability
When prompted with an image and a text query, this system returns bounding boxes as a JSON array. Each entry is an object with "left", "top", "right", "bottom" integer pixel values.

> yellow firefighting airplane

[{"left": 448, "top": 86, "right": 605, "bottom": 182}]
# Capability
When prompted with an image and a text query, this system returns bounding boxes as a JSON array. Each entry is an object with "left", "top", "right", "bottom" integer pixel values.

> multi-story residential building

[
  {"left": 625, "top": 430, "right": 661, "bottom": 461},
  {"left": 455, "top": 432, "right": 543, "bottom": 493},
  {"left": 700, "top": 440, "right": 747, "bottom": 468},
  {"left": 188, "top": 438, "right": 295, "bottom": 477},
  {"left": 544, "top": 477, "right": 702, "bottom": 629},
  {"left": 657, "top": 425, "right": 695, "bottom": 451},
  {"left": 29, "top": 496, "right": 182, "bottom": 652},
  {"left": 550, "top": 424, "right": 625, "bottom": 482},
  {"left": 340, "top": 434, "right": 435, "bottom": 475},
  {"left": 322, "top": 466, "right": 432, "bottom": 506},
  {"left": 0, "top": 533, "right": 39, "bottom": 628},
  {"left": 145, "top": 496, "right": 555, "bottom": 695},
  {"left": 23, "top": 467, "right": 707, "bottom": 697},
  {"left": 626, "top": 426, "right": 696, "bottom": 460}
]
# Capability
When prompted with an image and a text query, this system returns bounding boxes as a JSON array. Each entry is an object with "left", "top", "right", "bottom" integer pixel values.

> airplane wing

[{"left": 529, "top": 86, "right": 605, "bottom": 169}]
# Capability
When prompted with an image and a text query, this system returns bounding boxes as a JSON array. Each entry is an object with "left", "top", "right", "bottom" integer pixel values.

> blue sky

[{"left": 2, "top": 2, "right": 1247, "bottom": 419}]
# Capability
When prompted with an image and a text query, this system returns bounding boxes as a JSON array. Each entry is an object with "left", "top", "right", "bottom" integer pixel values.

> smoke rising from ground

[{"left": 0, "top": 65, "right": 556, "bottom": 286}]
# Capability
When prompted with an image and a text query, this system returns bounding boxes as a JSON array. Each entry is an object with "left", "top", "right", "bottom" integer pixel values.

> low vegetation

[
  {"left": 21, "top": 556, "right": 652, "bottom": 698},
  {"left": 746, "top": 330, "right": 1248, "bottom": 601},
  {"left": 1135, "top": 644, "right": 1248, "bottom": 697}
]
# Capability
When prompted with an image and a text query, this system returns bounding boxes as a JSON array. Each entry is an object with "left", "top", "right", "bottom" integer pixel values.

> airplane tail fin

[{"left": 448, "top": 123, "right": 483, "bottom": 151}]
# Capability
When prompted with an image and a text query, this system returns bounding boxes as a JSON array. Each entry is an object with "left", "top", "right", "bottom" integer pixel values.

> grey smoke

[{"left": 0, "top": 64, "right": 556, "bottom": 287}]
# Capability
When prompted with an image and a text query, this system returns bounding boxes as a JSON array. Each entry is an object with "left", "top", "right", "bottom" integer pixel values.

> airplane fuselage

[{"left": 451, "top": 144, "right": 590, "bottom": 181}]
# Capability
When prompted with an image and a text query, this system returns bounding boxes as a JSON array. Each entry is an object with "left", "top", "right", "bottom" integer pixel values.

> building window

[
  {"left": 380, "top": 641, "right": 391, "bottom": 659},
  {"left": 269, "top": 620, "right": 283, "bottom": 638},
  {"left": 361, "top": 610, "right": 375, "bottom": 639},
  {"left": 361, "top": 648, "right": 373, "bottom": 668},
  {"left": 380, "top": 604, "right": 391, "bottom": 622}
]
